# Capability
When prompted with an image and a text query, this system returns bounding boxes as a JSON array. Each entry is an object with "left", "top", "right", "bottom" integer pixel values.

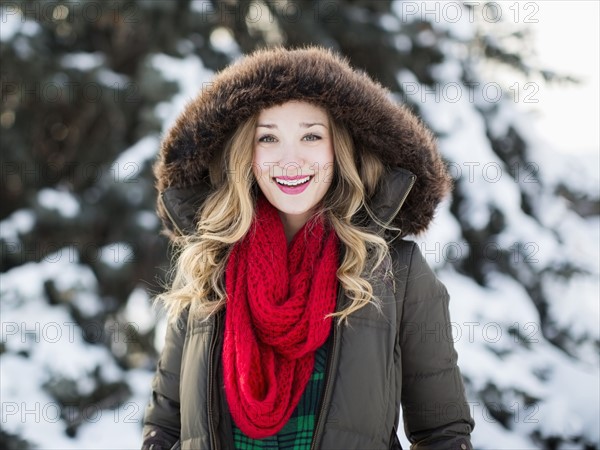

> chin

[
  {"left": 281, "top": 206, "right": 314, "bottom": 217},
  {"left": 273, "top": 200, "right": 314, "bottom": 216},
  {"left": 265, "top": 192, "right": 318, "bottom": 214}
]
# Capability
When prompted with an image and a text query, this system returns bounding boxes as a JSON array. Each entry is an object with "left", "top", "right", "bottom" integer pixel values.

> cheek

[
  {"left": 322, "top": 163, "right": 335, "bottom": 187},
  {"left": 324, "top": 147, "right": 335, "bottom": 184},
  {"left": 252, "top": 150, "right": 265, "bottom": 179},
  {"left": 313, "top": 148, "right": 334, "bottom": 187},
  {"left": 319, "top": 145, "right": 335, "bottom": 172},
  {"left": 252, "top": 164, "right": 264, "bottom": 183}
]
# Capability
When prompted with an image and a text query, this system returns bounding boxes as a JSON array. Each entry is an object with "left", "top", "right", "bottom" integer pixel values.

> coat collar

[{"left": 159, "top": 167, "right": 416, "bottom": 236}]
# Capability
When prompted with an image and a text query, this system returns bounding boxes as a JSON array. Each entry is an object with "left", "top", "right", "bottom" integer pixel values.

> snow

[
  {"left": 12, "top": 35, "right": 34, "bottom": 59},
  {"left": 412, "top": 198, "right": 463, "bottom": 269},
  {"left": 487, "top": 100, "right": 600, "bottom": 201},
  {"left": 0, "top": 6, "right": 41, "bottom": 42},
  {"left": 96, "top": 68, "right": 130, "bottom": 87},
  {"left": 530, "top": 136, "right": 599, "bottom": 199},
  {"left": 584, "top": 215, "right": 600, "bottom": 270},
  {"left": 390, "top": 1, "right": 420, "bottom": 24},
  {"left": 439, "top": 271, "right": 542, "bottom": 388},
  {"left": 98, "top": 242, "right": 135, "bottom": 269},
  {"left": 398, "top": 31, "right": 599, "bottom": 447},
  {"left": 0, "top": 208, "right": 35, "bottom": 241},
  {"left": 209, "top": 26, "right": 242, "bottom": 56},
  {"left": 429, "top": 2, "right": 476, "bottom": 42},
  {"left": 1, "top": 354, "right": 147, "bottom": 449},
  {"left": 379, "top": 13, "right": 401, "bottom": 33},
  {"left": 393, "top": 34, "right": 412, "bottom": 53},
  {"left": 60, "top": 52, "right": 105, "bottom": 71},
  {"left": 112, "top": 135, "right": 160, "bottom": 182},
  {"left": 0, "top": 252, "right": 150, "bottom": 448},
  {"left": 415, "top": 29, "right": 436, "bottom": 47},
  {"left": 136, "top": 210, "right": 160, "bottom": 230},
  {"left": 543, "top": 273, "right": 600, "bottom": 342},
  {"left": 151, "top": 53, "right": 214, "bottom": 132},
  {"left": 528, "top": 344, "right": 600, "bottom": 445},
  {"left": 72, "top": 291, "right": 105, "bottom": 318},
  {"left": 435, "top": 267, "right": 599, "bottom": 448},
  {"left": 0, "top": 353, "right": 68, "bottom": 445},
  {"left": 429, "top": 58, "right": 463, "bottom": 81},
  {"left": 190, "top": 0, "right": 213, "bottom": 14},
  {"left": 123, "top": 287, "right": 156, "bottom": 335},
  {"left": 153, "top": 314, "right": 168, "bottom": 354},
  {"left": 469, "top": 404, "right": 540, "bottom": 449},
  {"left": 37, "top": 188, "right": 81, "bottom": 218},
  {"left": 2, "top": 250, "right": 87, "bottom": 305},
  {"left": 2, "top": 259, "right": 109, "bottom": 383},
  {"left": 391, "top": 0, "right": 475, "bottom": 42},
  {"left": 176, "top": 39, "right": 196, "bottom": 55}
]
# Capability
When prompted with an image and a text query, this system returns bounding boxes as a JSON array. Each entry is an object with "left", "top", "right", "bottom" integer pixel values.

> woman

[{"left": 142, "top": 47, "right": 474, "bottom": 450}]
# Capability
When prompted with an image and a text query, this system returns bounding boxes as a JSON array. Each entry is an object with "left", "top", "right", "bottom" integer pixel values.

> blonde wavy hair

[{"left": 159, "top": 107, "right": 394, "bottom": 324}]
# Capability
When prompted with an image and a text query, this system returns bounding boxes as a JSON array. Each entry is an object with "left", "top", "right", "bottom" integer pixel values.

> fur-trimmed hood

[{"left": 154, "top": 46, "right": 451, "bottom": 239}]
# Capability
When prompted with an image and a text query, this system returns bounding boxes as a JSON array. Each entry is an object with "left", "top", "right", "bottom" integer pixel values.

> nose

[{"left": 277, "top": 142, "right": 305, "bottom": 176}]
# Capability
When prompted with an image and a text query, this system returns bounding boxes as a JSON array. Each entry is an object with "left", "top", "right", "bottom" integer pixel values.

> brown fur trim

[{"left": 154, "top": 46, "right": 451, "bottom": 238}]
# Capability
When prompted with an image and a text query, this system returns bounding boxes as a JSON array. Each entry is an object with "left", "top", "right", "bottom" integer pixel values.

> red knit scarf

[{"left": 222, "top": 194, "right": 340, "bottom": 439}]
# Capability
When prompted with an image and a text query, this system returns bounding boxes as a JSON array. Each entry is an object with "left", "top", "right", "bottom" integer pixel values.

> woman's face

[{"left": 253, "top": 101, "right": 335, "bottom": 229}]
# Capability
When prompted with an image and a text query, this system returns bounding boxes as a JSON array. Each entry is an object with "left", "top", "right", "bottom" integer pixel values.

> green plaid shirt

[{"left": 231, "top": 343, "right": 329, "bottom": 450}]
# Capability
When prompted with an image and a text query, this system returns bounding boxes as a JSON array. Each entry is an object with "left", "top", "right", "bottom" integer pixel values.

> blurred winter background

[{"left": 1, "top": 1, "right": 598, "bottom": 449}]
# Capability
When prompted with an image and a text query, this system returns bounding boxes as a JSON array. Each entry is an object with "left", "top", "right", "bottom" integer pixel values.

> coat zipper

[
  {"left": 309, "top": 285, "right": 344, "bottom": 450},
  {"left": 207, "top": 313, "right": 222, "bottom": 450}
]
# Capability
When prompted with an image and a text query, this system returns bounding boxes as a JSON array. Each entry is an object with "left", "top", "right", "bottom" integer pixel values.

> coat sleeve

[
  {"left": 399, "top": 242, "right": 475, "bottom": 450},
  {"left": 141, "top": 309, "right": 188, "bottom": 450}
]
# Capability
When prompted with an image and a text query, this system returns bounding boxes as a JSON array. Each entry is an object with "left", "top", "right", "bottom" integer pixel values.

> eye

[
  {"left": 258, "top": 135, "right": 277, "bottom": 143},
  {"left": 303, "top": 133, "right": 321, "bottom": 142}
]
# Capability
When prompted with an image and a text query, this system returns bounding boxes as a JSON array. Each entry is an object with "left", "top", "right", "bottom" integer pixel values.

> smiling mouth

[{"left": 273, "top": 176, "right": 313, "bottom": 186}]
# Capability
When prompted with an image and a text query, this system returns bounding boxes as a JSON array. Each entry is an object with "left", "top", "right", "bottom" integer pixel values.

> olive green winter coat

[{"left": 142, "top": 47, "right": 475, "bottom": 449}]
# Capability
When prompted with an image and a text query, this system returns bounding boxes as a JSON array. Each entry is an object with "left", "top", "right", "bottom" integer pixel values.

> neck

[{"left": 278, "top": 211, "right": 311, "bottom": 244}]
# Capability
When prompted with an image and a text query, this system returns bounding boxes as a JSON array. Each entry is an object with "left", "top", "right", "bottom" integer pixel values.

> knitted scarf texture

[{"left": 223, "top": 194, "right": 340, "bottom": 439}]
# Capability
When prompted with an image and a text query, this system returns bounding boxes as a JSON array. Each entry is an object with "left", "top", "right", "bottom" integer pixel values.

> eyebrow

[{"left": 256, "top": 122, "right": 328, "bottom": 129}]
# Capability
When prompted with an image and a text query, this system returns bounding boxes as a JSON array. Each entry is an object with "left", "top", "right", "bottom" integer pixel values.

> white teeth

[{"left": 275, "top": 176, "right": 311, "bottom": 186}]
